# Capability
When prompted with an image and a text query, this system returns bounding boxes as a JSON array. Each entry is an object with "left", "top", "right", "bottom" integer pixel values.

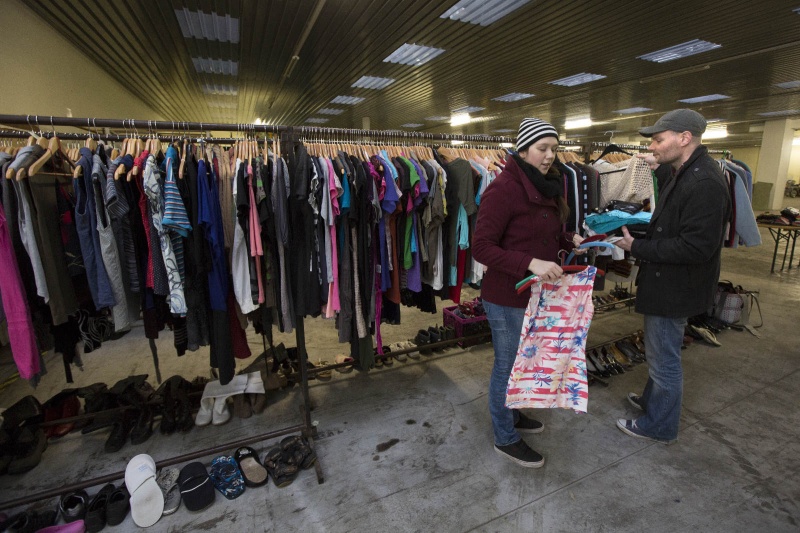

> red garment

[
  {"left": 227, "top": 290, "right": 252, "bottom": 359},
  {"left": 134, "top": 151, "right": 154, "bottom": 288},
  {"left": 473, "top": 155, "right": 572, "bottom": 308},
  {"left": 448, "top": 248, "right": 467, "bottom": 304}
]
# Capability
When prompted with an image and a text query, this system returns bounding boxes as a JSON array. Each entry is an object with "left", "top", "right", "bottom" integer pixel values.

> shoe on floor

[
  {"left": 689, "top": 325, "right": 721, "bottom": 347},
  {"left": 494, "top": 439, "right": 545, "bottom": 468},
  {"left": 514, "top": 412, "right": 544, "bottom": 434},
  {"left": 627, "top": 393, "right": 644, "bottom": 411},
  {"left": 616, "top": 418, "right": 674, "bottom": 445}
]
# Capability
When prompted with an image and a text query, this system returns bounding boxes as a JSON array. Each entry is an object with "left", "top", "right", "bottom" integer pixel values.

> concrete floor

[{"left": 0, "top": 223, "right": 799, "bottom": 533}]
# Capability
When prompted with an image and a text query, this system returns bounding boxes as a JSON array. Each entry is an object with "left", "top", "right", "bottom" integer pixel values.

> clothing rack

[
  {"left": 0, "top": 129, "right": 272, "bottom": 145},
  {"left": 0, "top": 113, "right": 523, "bottom": 509}
]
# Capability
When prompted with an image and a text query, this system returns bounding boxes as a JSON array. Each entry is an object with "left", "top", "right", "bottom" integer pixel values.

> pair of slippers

[
  {"left": 62, "top": 482, "right": 129, "bottom": 532},
  {"left": 387, "top": 341, "right": 420, "bottom": 362},
  {"left": 156, "top": 468, "right": 181, "bottom": 515}
]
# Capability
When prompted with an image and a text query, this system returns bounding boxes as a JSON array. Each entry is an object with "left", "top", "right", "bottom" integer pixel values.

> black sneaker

[
  {"left": 627, "top": 393, "right": 644, "bottom": 411},
  {"left": 494, "top": 440, "right": 545, "bottom": 468},
  {"left": 514, "top": 412, "right": 544, "bottom": 434}
]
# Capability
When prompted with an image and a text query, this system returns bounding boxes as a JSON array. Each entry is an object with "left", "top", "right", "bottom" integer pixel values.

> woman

[{"left": 473, "top": 118, "right": 583, "bottom": 468}]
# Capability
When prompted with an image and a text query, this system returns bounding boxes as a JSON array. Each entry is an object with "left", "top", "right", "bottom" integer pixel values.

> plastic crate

[{"left": 443, "top": 306, "right": 491, "bottom": 348}]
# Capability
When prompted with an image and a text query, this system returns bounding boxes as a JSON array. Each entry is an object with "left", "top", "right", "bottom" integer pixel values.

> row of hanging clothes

[{"left": 715, "top": 153, "right": 760, "bottom": 247}]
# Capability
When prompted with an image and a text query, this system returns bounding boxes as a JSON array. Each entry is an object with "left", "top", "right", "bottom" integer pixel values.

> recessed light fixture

[
  {"left": 253, "top": 118, "right": 262, "bottom": 125},
  {"left": 702, "top": 126, "right": 728, "bottom": 140},
  {"left": 384, "top": 43, "right": 446, "bottom": 66},
  {"left": 758, "top": 109, "right": 800, "bottom": 117},
  {"left": 331, "top": 96, "right": 365, "bottom": 105},
  {"left": 192, "top": 58, "right": 238, "bottom": 76},
  {"left": 352, "top": 76, "right": 396, "bottom": 89},
  {"left": 775, "top": 80, "right": 800, "bottom": 89},
  {"left": 492, "top": 92, "right": 534, "bottom": 102},
  {"left": 637, "top": 39, "right": 721, "bottom": 63},
  {"left": 678, "top": 94, "right": 729, "bottom": 104},
  {"left": 451, "top": 113, "right": 472, "bottom": 126},
  {"left": 500, "top": 142, "right": 514, "bottom": 148},
  {"left": 706, "top": 118, "right": 724, "bottom": 123},
  {"left": 494, "top": 128, "right": 515, "bottom": 133},
  {"left": 549, "top": 73, "right": 606, "bottom": 87},
  {"left": 175, "top": 8, "right": 239, "bottom": 42},
  {"left": 452, "top": 106, "right": 485, "bottom": 114},
  {"left": 202, "top": 83, "right": 237, "bottom": 96},
  {"left": 614, "top": 107, "right": 652, "bottom": 114},
  {"left": 207, "top": 100, "right": 238, "bottom": 109},
  {"left": 426, "top": 116, "right": 451, "bottom": 121},
  {"left": 318, "top": 108, "right": 344, "bottom": 115},
  {"left": 564, "top": 118, "right": 592, "bottom": 129},
  {"left": 441, "top": 0, "right": 532, "bottom": 26},
  {"left": 794, "top": 6, "right": 800, "bottom": 14},
  {"left": 305, "top": 118, "right": 328, "bottom": 123},
  {"left": 451, "top": 140, "right": 465, "bottom": 145},
  {"left": 402, "top": 123, "right": 423, "bottom": 128}
]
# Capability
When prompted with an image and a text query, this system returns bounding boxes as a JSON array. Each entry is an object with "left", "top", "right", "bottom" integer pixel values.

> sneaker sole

[
  {"left": 494, "top": 446, "right": 545, "bottom": 468},
  {"left": 515, "top": 425, "right": 545, "bottom": 434},
  {"left": 627, "top": 394, "right": 644, "bottom": 411},
  {"left": 615, "top": 419, "right": 674, "bottom": 445}
]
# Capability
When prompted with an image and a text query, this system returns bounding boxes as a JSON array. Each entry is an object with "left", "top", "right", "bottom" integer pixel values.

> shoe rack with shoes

[{"left": 584, "top": 331, "right": 646, "bottom": 386}]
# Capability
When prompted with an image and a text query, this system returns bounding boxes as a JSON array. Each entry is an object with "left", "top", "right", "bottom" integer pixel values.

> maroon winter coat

[{"left": 473, "top": 155, "right": 572, "bottom": 308}]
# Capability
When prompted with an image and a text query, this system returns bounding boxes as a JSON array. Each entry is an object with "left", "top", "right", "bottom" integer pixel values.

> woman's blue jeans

[
  {"left": 635, "top": 314, "right": 687, "bottom": 442},
  {"left": 483, "top": 300, "right": 526, "bottom": 446}
]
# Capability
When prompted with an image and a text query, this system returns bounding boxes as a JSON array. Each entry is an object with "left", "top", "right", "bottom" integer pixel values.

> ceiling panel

[{"left": 16, "top": 0, "right": 800, "bottom": 145}]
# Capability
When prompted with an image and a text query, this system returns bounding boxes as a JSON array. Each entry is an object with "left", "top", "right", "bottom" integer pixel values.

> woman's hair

[{"left": 544, "top": 165, "right": 571, "bottom": 223}]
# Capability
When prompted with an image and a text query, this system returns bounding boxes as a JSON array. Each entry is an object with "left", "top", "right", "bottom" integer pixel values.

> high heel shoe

[
  {"left": 601, "top": 347, "right": 625, "bottom": 373},
  {"left": 607, "top": 344, "right": 633, "bottom": 368}
]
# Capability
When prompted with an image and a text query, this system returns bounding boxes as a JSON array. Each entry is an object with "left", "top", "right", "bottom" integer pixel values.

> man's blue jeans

[
  {"left": 484, "top": 300, "right": 526, "bottom": 446},
  {"left": 636, "top": 314, "right": 687, "bottom": 442}
]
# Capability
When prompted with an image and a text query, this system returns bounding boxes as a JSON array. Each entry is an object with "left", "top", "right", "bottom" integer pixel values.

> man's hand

[
  {"left": 616, "top": 226, "right": 635, "bottom": 251},
  {"left": 635, "top": 152, "right": 659, "bottom": 171}
]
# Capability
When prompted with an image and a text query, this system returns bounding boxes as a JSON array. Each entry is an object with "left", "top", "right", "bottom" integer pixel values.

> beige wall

[
  {"left": 0, "top": 0, "right": 160, "bottom": 120},
  {"left": 788, "top": 143, "right": 800, "bottom": 184},
  {"left": 730, "top": 146, "right": 761, "bottom": 177}
]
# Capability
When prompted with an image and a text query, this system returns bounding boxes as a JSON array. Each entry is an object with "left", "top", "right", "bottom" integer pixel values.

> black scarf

[{"left": 512, "top": 153, "right": 562, "bottom": 199}]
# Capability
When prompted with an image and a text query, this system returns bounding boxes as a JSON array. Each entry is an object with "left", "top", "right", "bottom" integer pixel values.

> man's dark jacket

[{"left": 632, "top": 145, "right": 732, "bottom": 317}]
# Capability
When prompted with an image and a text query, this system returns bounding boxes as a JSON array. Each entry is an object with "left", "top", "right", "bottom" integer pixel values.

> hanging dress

[{"left": 506, "top": 266, "right": 597, "bottom": 413}]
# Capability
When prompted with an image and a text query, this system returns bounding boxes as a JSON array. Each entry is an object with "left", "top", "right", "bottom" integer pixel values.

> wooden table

[{"left": 758, "top": 223, "right": 800, "bottom": 273}]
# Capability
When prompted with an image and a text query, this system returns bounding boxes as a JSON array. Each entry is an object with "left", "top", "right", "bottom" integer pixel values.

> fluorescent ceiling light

[
  {"left": 564, "top": 118, "right": 592, "bottom": 130},
  {"left": 637, "top": 39, "right": 721, "bottom": 63},
  {"left": 451, "top": 140, "right": 465, "bottom": 145},
  {"left": 384, "top": 43, "right": 445, "bottom": 66},
  {"left": 450, "top": 113, "right": 472, "bottom": 126},
  {"left": 549, "top": 73, "right": 606, "bottom": 87},
  {"left": 331, "top": 96, "right": 365, "bottom": 105},
  {"left": 318, "top": 108, "right": 344, "bottom": 115},
  {"left": 758, "top": 109, "right": 800, "bottom": 117},
  {"left": 500, "top": 142, "right": 514, "bottom": 148},
  {"left": 305, "top": 118, "right": 328, "bottom": 124},
  {"left": 494, "top": 128, "right": 515, "bottom": 133},
  {"left": 614, "top": 107, "right": 652, "bottom": 114},
  {"left": 702, "top": 126, "right": 728, "bottom": 140},
  {"left": 452, "top": 106, "right": 485, "bottom": 114},
  {"left": 794, "top": 7, "right": 800, "bottom": 14},
  {"left": 775, "top": 80, "right": 800, "bottom": 89},
  {"left": 441, "top": 0, "right": 532, "bottom": 26},
  {"left": 202, "top": 83, "right": 237, "bottom": 96},
  {"left": 352, "top": 76, "right": 395, "bottom": 90},
  {"left": 678, "top": 94, "right": 729, "bottom": 103},
  {"left": 207, "top": 100, "right": 238, "bottom": 108},
  {"left": 706, "top": 118, "right": 724, "bottom": 123},
  {"left": 492, "top": 92, "right": 534, "bottom": 102},
  {"left": 192, "top": 57, "right": 238, "bottom": 76},
  {"left": 426, "top": 116, "right": 450, "bottom": 121},
  {"left": 253, "top": 118, "right": 262, "bottom": 125},
  {"left": 402, "top": 123, "right": 423, "bottom": 128},
  {"left": 175, "top": 9, "right": 239, "bottom": 43}
]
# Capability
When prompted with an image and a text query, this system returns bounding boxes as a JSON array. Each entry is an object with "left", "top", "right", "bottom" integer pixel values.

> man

[{"left": 614, "top": 109, "right": 731, "bottom": 444}]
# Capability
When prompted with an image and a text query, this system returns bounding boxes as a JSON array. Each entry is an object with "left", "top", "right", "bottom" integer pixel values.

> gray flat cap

[{"left": 639, "top": 109, "right": 707, "bottom": 137}]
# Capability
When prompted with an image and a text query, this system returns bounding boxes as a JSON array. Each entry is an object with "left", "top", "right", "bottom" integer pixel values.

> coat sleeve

[
  {"left": 631, "top": 178, "right": 729, "bottom": 265},
  {"left": 472, "top": 183, "right": 533, "bottom": 279}
]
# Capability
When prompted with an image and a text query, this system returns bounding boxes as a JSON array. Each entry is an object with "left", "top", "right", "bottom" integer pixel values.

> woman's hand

[
  {"left": 528, "top": 258, "right": 563, "bottom": 282},
  {"left": 572, "top": 234, "right": 588, "bottom": 255}
]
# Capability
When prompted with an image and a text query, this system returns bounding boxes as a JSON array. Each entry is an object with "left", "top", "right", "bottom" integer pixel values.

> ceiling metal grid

[{"left": 17, "top": 0, "right": 800, "bottom": 145}]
